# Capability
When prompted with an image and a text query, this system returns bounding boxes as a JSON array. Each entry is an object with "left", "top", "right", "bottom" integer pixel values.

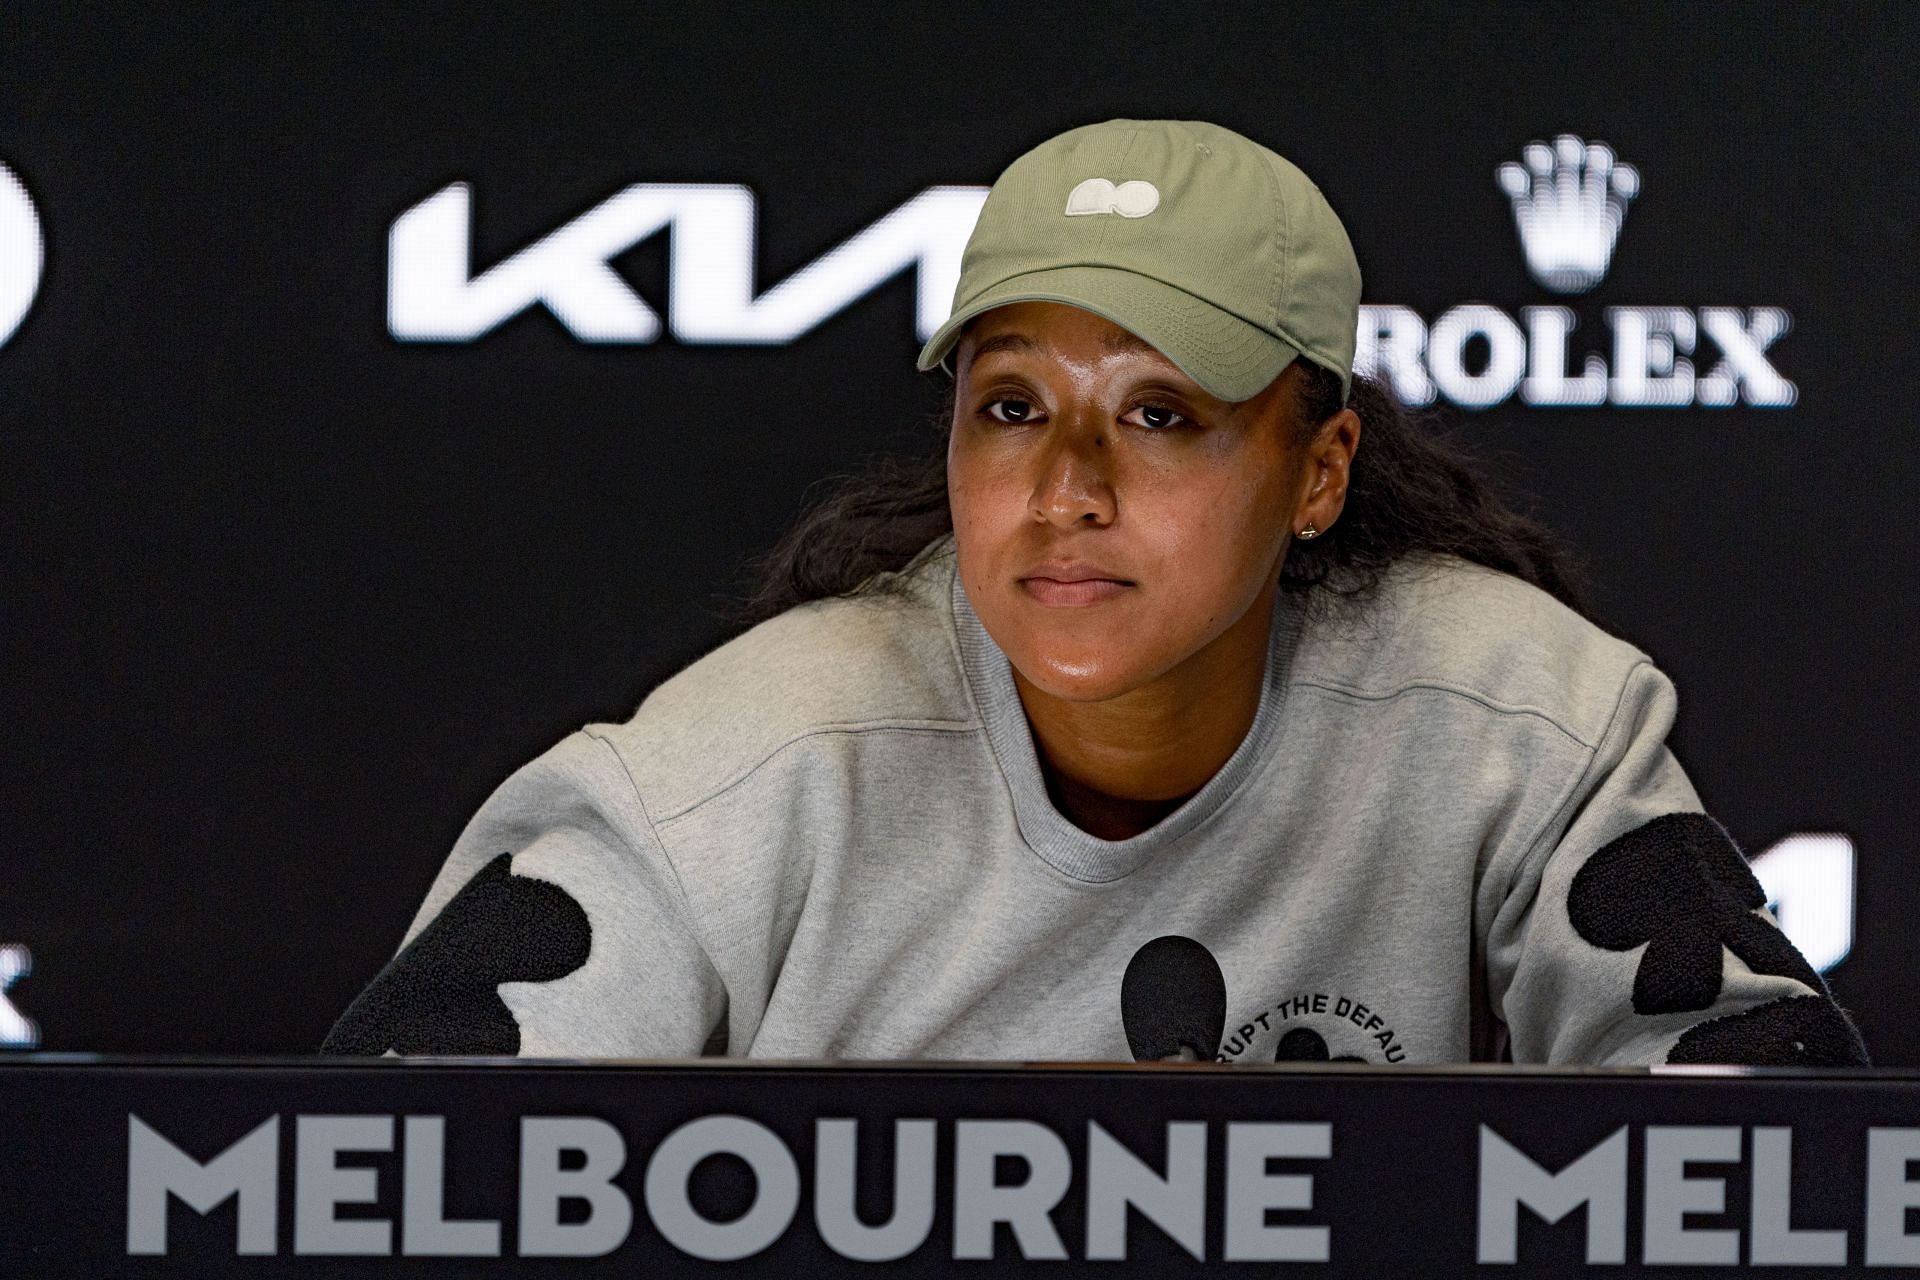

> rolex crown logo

[{"left": 1497, "top": 134, "right": 1639, "bottom": 295}]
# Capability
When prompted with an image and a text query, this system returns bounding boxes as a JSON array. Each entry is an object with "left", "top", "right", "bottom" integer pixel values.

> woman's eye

[
  {"left": 984, "top": 399, "right": 1039, "bottom": 424},
  {"left": 1124, "top": 403, "right": 1191, "bottom": 430}
]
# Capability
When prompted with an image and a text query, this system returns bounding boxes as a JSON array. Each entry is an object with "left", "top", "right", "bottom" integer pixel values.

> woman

[{"left": 327, "top": 119, "right": 1866, "bottom": 1066}]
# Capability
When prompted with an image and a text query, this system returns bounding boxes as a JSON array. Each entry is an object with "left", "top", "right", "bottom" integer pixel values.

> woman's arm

[
  {"left": 1482, "top": 661, "right": 1868, "bottom": 1067},
  {"left": 323, "top": 732, "right": 727, "bottom": 1057}
]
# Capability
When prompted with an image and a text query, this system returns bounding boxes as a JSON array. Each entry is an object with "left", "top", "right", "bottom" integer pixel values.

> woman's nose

[{"left": 1029, "top": 421, "right": 1117, "bottom": 527}]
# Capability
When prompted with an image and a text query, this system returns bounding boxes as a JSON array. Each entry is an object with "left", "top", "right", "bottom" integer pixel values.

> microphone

[{"left": 1121, "top": 935, "right": 1227, "bottom": 1062}]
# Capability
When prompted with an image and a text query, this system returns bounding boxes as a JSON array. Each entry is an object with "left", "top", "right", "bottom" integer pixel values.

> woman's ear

[{"left": 1295, "top": 407, "right": 1361, "bottom": 536}]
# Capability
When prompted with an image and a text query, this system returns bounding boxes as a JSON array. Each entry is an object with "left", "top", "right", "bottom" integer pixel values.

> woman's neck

[{"left": 1011, "top": 581, "right": 1277, "bottom": 841}]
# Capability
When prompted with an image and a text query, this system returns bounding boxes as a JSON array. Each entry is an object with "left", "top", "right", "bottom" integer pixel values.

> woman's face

[{"left": 948, "top": 300, "right": 1340, "bottom": 704}]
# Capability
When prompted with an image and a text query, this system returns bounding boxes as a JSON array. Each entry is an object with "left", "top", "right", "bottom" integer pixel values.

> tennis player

[{"left": 327, "top": 119, "right": 1866, "bottom": 1067}]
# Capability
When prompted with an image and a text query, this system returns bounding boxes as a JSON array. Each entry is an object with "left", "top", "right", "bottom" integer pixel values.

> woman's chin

[{"left": 1007, "top": 648, "right": 1153, "bottom": 704}]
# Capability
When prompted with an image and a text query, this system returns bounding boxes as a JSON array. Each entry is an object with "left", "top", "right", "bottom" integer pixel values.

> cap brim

[{"left": 914, "top": 265, "right": 1302, "bottom": 403}]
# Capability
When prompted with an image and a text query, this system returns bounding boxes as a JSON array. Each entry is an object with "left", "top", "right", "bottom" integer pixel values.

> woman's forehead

[
  {"left": 959, "top": 302, "right": 1175, "bottom": 367},
  {"left": 957, "top": 299, "right": 1306, "bottom": 418}
]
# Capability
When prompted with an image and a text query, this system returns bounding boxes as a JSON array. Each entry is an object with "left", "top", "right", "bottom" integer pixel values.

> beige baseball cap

[{"left": 917, "top": 118, "right": 1362, "bottom": 402}]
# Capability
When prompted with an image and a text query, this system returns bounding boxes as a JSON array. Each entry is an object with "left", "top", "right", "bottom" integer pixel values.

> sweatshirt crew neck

[{"left": 949, "top": 561, "right": 1306, "bottom": 884}]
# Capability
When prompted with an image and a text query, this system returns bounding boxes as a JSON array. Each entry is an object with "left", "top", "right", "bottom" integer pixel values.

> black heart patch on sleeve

[
  {"left": 322, "top": 852, "right": 591, "bottom": 1056},
  {"left": 1566, "top": 812, "right": 1822, "bottom": 1015},
  {"left": 1667, "top": 994, "right": 1870, "bottom": 1067}
]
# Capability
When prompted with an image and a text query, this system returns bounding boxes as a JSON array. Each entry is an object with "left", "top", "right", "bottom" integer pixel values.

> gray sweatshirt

[{"left": 325, "top": 536, "right": 1866, "bottom": 1067}]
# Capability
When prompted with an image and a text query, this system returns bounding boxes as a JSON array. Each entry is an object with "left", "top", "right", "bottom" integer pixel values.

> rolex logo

[
  {"left": 1355, "top": 130, "right": 1794, "bottom": 410},
  {"left": 1496, "top": 134, "right": 1639, "bottom": 295}
]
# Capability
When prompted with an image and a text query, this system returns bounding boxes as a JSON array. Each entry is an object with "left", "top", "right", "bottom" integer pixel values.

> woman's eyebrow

[
  {"left": 1098, "top": 329, "right": 1158, "bottom": 357},
  {"left": 969, "top": 333, "right": 1038, "bottom": 361}
]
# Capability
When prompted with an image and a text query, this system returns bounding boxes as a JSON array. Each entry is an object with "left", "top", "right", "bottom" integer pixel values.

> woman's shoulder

[
  {"left": 588, "top": 536, "right": 976, "bottom": 815},
  {"left": 1292, "top": 553, "right": 1660, "bottom": 750}
]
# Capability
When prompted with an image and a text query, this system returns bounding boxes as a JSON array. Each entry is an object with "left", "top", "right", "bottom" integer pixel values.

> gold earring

[{"left": 1297, "top": 523, "right": 1320, "bottom": 540}]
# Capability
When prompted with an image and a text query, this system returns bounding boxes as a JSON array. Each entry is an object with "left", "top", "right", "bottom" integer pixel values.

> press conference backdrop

[{"left": 1, "top": 5, "right": 1915, "bottom": 1060}]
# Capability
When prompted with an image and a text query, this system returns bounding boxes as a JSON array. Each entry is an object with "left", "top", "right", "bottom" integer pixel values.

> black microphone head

[{"left": 1121, "top": 935, "right": 1227, "bottom": 1062}]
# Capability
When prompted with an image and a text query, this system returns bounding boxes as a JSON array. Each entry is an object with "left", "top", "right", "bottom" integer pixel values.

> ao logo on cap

[
  {"left": 0, "top": 160, "right": 44, "bottom": 351},
  {"left": 1064, "top": 177, "right": 1160, "bottom": 219}
]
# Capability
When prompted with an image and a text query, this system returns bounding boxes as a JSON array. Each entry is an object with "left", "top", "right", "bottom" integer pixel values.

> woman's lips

[{"left": 1018, "top": 576, "right": 1134, "bottom": 606}]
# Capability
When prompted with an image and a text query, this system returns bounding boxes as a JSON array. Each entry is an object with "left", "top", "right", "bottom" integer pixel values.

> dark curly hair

[{"left": 738, "top": 363, "right": 1592, "bottom": 625}]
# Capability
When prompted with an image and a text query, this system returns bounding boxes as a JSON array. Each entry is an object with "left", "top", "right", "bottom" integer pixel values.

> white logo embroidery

[
  {"left": 1497, "top": 134, "right": 1638, "bottom": 295},
  {"left": 1064, "top": 177, "right": 1160, "bottom": 219},
  {"left": 0, "top": 161, "right": 45, "bottom": 352}
]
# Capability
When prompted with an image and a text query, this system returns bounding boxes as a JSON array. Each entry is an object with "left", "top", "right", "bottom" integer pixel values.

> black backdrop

[{"left": 3, "top": 3, "right": 1917, "bottom": 1060}]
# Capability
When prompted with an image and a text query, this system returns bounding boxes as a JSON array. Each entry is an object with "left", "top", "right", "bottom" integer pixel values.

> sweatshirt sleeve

[
  {"left": 322, "top": 730, "right": 727, "bottom": 1058},
  {"left": 1484, "top": 660, "right": 1869, "bottom": 1067}
]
